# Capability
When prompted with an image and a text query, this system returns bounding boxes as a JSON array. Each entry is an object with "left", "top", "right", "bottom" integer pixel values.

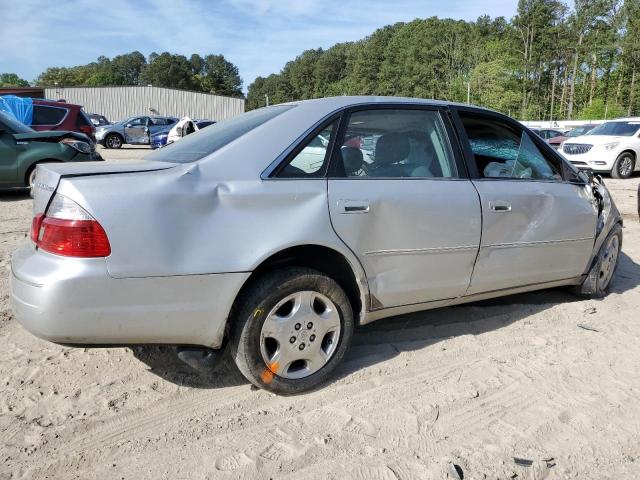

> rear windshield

[
  {"left": 145, "top": 105, "right": 294, "bottom": 163},
  {"left": 587, "top": 121, "right": 640, "bottom": 136},
  {"left": 0, "top": 111, "right": 34, "bottom": 133}
]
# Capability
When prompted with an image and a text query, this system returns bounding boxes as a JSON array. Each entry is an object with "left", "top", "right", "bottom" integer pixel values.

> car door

[
  {"left": 124, "top": 117, "right": 149, "bottom": 144},
  {"left": 325, "top": 106, "right": 482, "bottom": 309},
  {"left": 0, "top": 131, "right": 18, "bottom": 185},
  {"left": 453, "top": 109, "right": 598, "bottom": 294}
]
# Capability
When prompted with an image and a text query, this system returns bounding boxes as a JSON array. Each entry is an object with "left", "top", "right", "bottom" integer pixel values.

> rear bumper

[{"left": 10, "top": 242, "right": 249, "bottom": 348}]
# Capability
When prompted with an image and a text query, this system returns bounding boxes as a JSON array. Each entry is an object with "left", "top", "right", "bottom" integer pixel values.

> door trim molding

[
  {"left": 486, "top": 237, "right": 594, "bottom": 249},
  {"left": 364, "top": 245, "right": 478, "bottom": 256}
]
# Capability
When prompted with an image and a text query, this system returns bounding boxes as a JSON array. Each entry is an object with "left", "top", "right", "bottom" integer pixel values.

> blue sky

[{"left": 0, "top": 0, "right": 518, "bottom": 91}]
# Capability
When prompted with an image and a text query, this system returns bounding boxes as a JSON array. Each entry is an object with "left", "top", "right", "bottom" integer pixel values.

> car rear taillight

[
  {"left": 31, "top": 194, "right": 111, "bottom": 257},
  {"left": 79, "top": 124, "right": 94, "bottom": 136}
]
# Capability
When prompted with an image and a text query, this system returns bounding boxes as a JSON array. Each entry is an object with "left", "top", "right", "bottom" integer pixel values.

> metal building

[{"left": 43, "top": 85, "right": 245, "bottom": 122}]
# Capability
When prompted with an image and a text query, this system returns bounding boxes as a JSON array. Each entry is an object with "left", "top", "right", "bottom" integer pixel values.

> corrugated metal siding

[{"left": 43, "top": 86, "right": 245, "bottom": 122}]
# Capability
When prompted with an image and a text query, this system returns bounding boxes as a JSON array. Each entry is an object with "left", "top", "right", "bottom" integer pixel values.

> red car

[
  {"left": 29, "top": 99, "right": 96, "bottom": 143},
  {"left": 548, "top": 124, "right": 597, "bottom": 150}
]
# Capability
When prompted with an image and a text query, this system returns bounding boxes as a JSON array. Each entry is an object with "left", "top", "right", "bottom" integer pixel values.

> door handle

[
  {"left": 339, "top": 200, "right": 370, "bottom": 214},
  {"left": 490, "top": 201, "right": 511, "bottom": 212}
]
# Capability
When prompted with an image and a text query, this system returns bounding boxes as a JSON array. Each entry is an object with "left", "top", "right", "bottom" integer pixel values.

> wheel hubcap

[
  {"left": 619, "top": 156, "right": 633, "bottom": 176},
  {"left": 599, "top": 235, "right": 619, "bottom": 289},
  {"left": 108, "top": 136, "right": 121, "bottom": 148},
  {"left": 260, "top": 291, "right": 341, "bottom": 380}
]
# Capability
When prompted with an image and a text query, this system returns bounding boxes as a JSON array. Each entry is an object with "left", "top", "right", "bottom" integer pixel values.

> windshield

[
  {"left": 587, "top": 121, "right": 640, "bottom": 136},
  {"left": 0, "top": 111, "right": 34, "bottom": 134},
  {"left": 568, "top": 126, "right": 593, "bottom": 137},
  {"left": 145, "top": 105, "right": 294, "bottom": 163}
]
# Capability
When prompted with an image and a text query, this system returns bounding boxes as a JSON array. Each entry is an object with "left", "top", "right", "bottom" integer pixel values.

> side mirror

[
  {"left": 125, "top": 123, "right": 132, "bottom": 128},
  {"left": 577, "top": 167, "right": 594, "bottom": 184}
]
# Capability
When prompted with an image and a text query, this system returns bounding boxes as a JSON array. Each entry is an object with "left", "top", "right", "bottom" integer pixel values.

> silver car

[
  {"left": 95, "top": 115, "right": 178, "bottom": 149},
  {"left": 11, "top": 97, "right": 622, "bottom": 394}
]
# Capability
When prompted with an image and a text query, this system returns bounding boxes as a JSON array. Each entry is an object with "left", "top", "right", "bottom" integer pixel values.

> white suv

[{"left": 561, "top": 118, "right": 640, "bottom": 178}]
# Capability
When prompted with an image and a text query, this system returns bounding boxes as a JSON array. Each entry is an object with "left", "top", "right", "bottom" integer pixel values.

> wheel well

[
  {"left": 106, "top": 132, "right": 123, "bottom": 139},
  {"left": 25, "top": 160, "right": 61, "bottom": 185},
  {"left": 231, "top": 245, "right": 363, "bottom": 327},
  {"left": 619, "top": 150, "right": 636, "bottom": 160}
]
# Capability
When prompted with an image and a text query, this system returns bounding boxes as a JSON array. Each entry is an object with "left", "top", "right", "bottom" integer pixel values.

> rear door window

[
  {"left": 333, "top": 108, "right": 458, "bottom": 178},
  {"left": 32, "top": 105, "right": 68, "bottom": 126}
]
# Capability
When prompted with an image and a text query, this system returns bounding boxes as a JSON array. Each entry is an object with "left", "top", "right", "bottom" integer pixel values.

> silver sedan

[{"left": 11, "top": 96, "right": 622, "bottom": 394}]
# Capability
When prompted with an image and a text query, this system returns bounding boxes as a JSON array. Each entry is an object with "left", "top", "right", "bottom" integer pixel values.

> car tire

[
  {"left": 611, "top": 152, "right": 635, "bottom": 179},
  {"left": 105, "top": 133, "right": 123, "bottom": 149},
  {"left": 575, "top": 223, "right": 622, "bottom": 298},
  {"left": 27, "top": 167, "right": 38, "bottom": 198},
  {"left": 26, "top": 162, "right": 55, "bottom": 198},
  {"left": 230, "top": 267, "right": 354, "bottom": 394}
]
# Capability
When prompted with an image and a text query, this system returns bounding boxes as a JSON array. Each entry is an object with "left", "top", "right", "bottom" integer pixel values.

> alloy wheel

[
  {"left": 107, "top": 135, "right": 122, "bottom": 149},
  {"left": 260, "top": 290, "right": 341, "bottom": 379},
  {"left": 618, "top": 155, "right": 633, "bottom": 177},
  {"left": 599, "top": 235, "right": 619, "bottom": 289}
]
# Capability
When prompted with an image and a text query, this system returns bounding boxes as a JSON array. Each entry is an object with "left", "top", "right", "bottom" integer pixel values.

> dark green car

[{"left": 0, "top": 111, "right": 103, "bottom": 194}]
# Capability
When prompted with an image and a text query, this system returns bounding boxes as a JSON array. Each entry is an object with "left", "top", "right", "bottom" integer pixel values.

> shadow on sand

[{"left": 133, "top": 250, "right": 639, "bottom": 390}]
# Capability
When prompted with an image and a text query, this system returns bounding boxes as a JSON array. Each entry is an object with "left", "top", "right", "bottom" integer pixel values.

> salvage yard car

[
  {"left": 11, "top": 96, "right": 622, "bottom": 394},
  {"left": 561, "top": 118, "right": 640, "bottom": 178},
  {"left": 0, "top": 111, "right": 102, "bottom": 195},
  {"left": 96, "top": 115, "right": 178, "bottom": 148}
]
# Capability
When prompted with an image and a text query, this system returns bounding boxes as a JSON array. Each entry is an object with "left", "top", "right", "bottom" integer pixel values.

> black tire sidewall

[{"left": 231, "top": 268, "right": 354, "bottom": 394}]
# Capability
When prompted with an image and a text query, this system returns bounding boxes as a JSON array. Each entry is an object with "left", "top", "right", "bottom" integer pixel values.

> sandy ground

[{"left": 1, "top": 147, "right": 639, "bottom": 479}]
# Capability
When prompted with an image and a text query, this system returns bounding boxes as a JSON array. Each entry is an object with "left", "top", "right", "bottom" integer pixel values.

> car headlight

[
  {"left": 601, "top": 141, "right": 620, "bottom": 151},
  {"left": 60, "top": 138, "right": 92, "bottom": 154}
]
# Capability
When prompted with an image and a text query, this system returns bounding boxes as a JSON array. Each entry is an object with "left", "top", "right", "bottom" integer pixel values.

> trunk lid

[{"left": 33, "top": 161, "right": 177, "bottom": 213}]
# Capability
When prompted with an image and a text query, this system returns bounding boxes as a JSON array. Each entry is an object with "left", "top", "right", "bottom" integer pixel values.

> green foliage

[
  {"left": 247, "top": 0, "right": 640, "bottom": 119},
  {"left": 579, "top": 98, "right": 625, "bottom": 119},
  {"left": 34, "top": 51, "right": 243, "bottom": 98},
  {"left": 0, "top": 73, "right": 30, "bottom": 87}
]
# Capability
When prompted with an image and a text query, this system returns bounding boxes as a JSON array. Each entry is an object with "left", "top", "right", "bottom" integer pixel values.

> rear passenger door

[
  {"left": 453, "top": 109, "right": 597, "bottom": 294},
  {"left": 326, "top": 106, "right": 482, "bottom": 309}
]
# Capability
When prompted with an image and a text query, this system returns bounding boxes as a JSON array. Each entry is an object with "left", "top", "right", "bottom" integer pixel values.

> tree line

[
  {"left": 1, "top": 51, "right": 243, "bottom": 98},
  {"left": 247, "top": 0, "right": 640, "bottom": 120}
]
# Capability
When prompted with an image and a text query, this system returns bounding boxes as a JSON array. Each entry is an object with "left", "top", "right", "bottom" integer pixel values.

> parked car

[
  {"left": 530, "top": 128, "right": 565, "bottom": 142},
  {"left": 95, "top": 115, "right": 178, "bottom": 149},
  {"left": 87, "top": 113, "right": 111, "bottom": 127},
  {"left": 548, "top": 124, "right": 597, "bottom": 150},
  {"left": 166, "top": 117, "right": 198, "bottom": 145},
  {"left": 151, "top": 119, "right": 215, "bottom": 149},
  {"left": 0, "top": 111, "right": 102, "bottom": 195},
  {"left": 11, "top": 97, "right": 622, "bottom": 394},
  {"left": 20, "top": 98, "right": 96, "bottom": 143},
  {"left": 561, "top": 118, "right": 640, "bottom": 178}
]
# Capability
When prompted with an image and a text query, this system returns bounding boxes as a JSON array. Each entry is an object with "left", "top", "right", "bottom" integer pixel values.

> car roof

[
  {"left": 33, "top": 98, "right": 82, "bottom": 109},
  {"left": 283, "top": 95, "right": 493, "bottom": 112},
  {"left": 609, "top": 117, "right": 640, "bottom": 122}
]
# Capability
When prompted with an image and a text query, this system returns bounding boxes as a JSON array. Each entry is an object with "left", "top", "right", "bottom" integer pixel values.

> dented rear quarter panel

[{"left": 54, "top": 99, "right": 374, "bottom": 292}]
